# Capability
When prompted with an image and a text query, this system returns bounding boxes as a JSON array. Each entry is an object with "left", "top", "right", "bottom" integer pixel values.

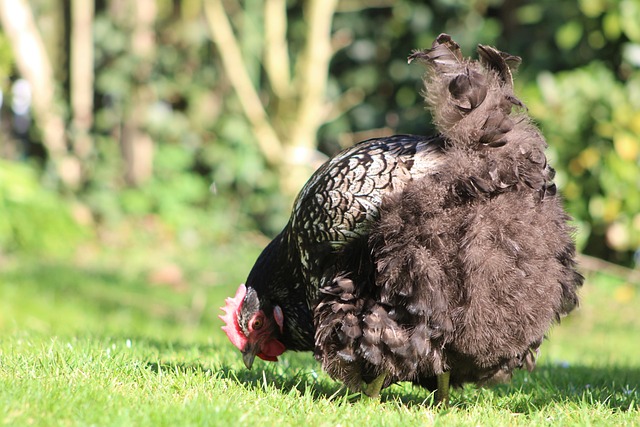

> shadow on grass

[
  {"left": 126, "top": 335, "right": 351, "bottom": 401},
  {"left": 142, "top": 351, "right": 640, "bottom": 412},
  {"left": 220, "top": 365, "right": 356, "bottom": 401},
  {"left": 509, "top": 364, "right": 640, "bottom": 411},
  {"left": 450, "top": 363, "right": 640, "bottom": 412},
  {"left": 145, "top": 358, "right": 352, "bottom": 402}
]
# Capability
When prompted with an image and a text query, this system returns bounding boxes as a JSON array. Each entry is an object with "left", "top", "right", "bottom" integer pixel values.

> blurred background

[{"left": 0, "top": 0, "right": 639, "bottom": 296}]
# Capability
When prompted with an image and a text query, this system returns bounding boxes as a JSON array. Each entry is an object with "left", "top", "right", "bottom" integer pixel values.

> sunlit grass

[{"left": 1, "top": 240, "right": 639, "bottom": 426}]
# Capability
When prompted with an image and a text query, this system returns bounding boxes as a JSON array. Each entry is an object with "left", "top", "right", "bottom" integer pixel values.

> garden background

[{"left": 0, "top": 1, "right": 639, "bottom": 425}]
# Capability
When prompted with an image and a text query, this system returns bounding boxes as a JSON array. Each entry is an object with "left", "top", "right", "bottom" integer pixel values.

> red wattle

[{"left": 257, "top": 339, "right": 286, "bottom": 361}]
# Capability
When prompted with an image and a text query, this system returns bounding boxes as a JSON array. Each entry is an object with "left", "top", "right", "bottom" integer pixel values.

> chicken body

[{"left": 221, "top": 34, "right": 582, "bottom": 401}]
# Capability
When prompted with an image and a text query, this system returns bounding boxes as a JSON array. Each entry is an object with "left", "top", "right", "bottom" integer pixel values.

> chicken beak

[{"left": 242, "top": 344, "right": 257, "bottom": 369}]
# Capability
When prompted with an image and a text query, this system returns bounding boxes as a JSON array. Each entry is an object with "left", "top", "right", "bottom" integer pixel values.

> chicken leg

[
  {"left": 436, "top": 371, "right": 450, "bottom": 405},
  {"left": 363, "top": 372, "right": 387, "bottom": 399}
]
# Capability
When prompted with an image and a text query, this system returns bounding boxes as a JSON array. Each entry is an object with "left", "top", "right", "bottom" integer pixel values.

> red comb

[{"left": 219, "top": 284, "right": 248, "bottom": 350}]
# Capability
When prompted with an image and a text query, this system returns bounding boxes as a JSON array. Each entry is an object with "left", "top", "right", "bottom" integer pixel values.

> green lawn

[{"left": 1, "top": 240, "right": 639, "bottom": 426}]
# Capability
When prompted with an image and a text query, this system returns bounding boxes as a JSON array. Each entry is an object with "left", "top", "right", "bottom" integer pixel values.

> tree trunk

[
  {"left": 205, "top": 0, "right": 346, "bottom": 200},
  {"left": 70, "top": 0, "right": 95, "bottom": 161},
  {"left": 120, "top": 0, "right": 157, "bottom": 186},
  {"left": 0, "top": 0, "right": 81, "bottom": 188}
]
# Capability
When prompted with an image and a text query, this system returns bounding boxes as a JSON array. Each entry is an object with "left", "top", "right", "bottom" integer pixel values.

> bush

[{"left": 525, "top": 64, "right": 640, "bottom": 264}]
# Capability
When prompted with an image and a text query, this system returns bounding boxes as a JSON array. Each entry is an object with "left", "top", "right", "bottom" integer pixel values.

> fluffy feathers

[{"left": 222, "top": 33, "right": 582, "bottom": 401}]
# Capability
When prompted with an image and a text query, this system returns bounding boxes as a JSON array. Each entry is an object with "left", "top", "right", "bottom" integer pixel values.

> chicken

[{"left": 220, "top": 34, "right": 583, "bottom": 403}]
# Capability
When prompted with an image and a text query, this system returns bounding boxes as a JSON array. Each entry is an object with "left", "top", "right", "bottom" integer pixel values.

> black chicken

[{"left": 220, "top": 34, "right": 582, "bottom": 403}]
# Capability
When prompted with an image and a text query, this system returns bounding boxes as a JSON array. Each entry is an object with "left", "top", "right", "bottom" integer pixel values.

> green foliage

[
  {"left": 525, "top": 64, "right": 640, "bottom": 261},
  {"left": 0, "top": 160, "right": 85, "bottom": 257},
  {"left": 119, "top": 145, "right": 209, "bottom": 222},
  {"left": 1, "top": 0, "right": 639, "bottom": 263},
  {"left": 89, "top": 6, "right": 288, "bottom": 239}
]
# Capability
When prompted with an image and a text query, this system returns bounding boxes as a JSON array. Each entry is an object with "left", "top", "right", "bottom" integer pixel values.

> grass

[{"left": 1, "top": 236, "right": 639, "bottom": 426}]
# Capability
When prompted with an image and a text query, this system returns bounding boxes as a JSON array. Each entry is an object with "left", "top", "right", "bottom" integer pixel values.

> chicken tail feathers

[
  {"left": 476, "top": 44, "right": 521, "bottom": 89},
  {"left": 408, "top": 33, "right": 463, "bottom": 69},
  {"left": 410, "top": 33, "right": 527, "bottom": 148}
]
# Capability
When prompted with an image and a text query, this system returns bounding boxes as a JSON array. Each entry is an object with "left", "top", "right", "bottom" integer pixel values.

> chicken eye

[{"left": 252, "top": 318, "right": 263, "bottom": 330}]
